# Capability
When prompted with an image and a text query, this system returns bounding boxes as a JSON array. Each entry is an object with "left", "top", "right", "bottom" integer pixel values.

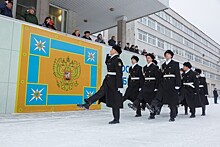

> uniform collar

[
  {"left": 165, "top": 59, "right": 172, "bottom": 65},
  {"left": 132, "top": 63, "right": 138, "bottom": 69},
  {"left": 185, "top": 69, "right": 191, "bottom": 74},
  {"left": 111, "top": 54, "right": 118, "bottom": 59},
  {"left": 147, "top": 62, "right": 153, "bottom": 67}
]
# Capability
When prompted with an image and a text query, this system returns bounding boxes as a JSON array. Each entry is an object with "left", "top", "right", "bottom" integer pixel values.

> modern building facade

[{"left": 108, "top": 8, "right": 220, "bottom": 95}]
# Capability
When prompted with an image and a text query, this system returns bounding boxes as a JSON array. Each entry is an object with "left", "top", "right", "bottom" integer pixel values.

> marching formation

[{"left": 77, "top": 45, "right": 209, "bottom": 124}]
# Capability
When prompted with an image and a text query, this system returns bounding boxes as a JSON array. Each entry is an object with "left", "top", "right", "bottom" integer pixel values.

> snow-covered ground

[{"left": 0, "top": 99, "right": 220, "bottom": 147}]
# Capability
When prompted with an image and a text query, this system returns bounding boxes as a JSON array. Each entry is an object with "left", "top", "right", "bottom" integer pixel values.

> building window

[
  {"left": 16, "top": 0, "right": 37, "bottom": 20},
  {"left": 164, "top": 42, "right": 172, "bottom": 50},
  {"left": 164, "top": 27, "right": 171, "bottom": 37},
  {"left": 158, "top": 39, "right": 164, "bottom": 49},
  {"left": 203, "top": 59, "right": 210, "bottom": 67},
  {"left": 148, "top": 34, "right": 156, "bottom": 45},
  {"left": 195, "top": 56, "right": 202, "bottom": 63},
  {"left": 157, "top": 23, "right": 165, "bottom": 34},
  {"left": 172, "top": 32, "right": 184, "bottom": 44},
  {"left": 148, "top": 18, "right": 156, "bottom": 30},
  {"left": 184, "top": 39, "right": 194, "bottom": 49},
  {"left": 49, "top": 4, "right": 68, "bottom": 32}
]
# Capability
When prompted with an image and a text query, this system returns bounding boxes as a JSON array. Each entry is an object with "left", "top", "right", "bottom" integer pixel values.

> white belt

[
  {"left": 145, "top": 77, "right": 156, "bottom": 80},
  {"left": 163, "top": 74, "right": 175, "bottom": 78},
  {"left": 107, "top": 72, "right": 116, "bottom": 76},
  {"left": 199, "top": 85, "right": 204, "bottom": 88},
  {"left": 131, "top": 77, "right": 140, "bottom": 80},
  {"left": 183, "top": 82, "right": 195, "bottom": 88}
]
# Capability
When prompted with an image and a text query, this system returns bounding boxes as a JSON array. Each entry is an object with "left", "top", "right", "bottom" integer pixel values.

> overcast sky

[{"left": 169, "top": 0, "right": 220, "bottom": 45}]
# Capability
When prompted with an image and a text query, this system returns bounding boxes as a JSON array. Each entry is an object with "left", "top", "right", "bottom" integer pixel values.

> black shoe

[
  {"left": 201, "top": 113, "right": 206, "bottom": 116},
  {"left": 148, "top": 115, "right": 155, "bottom": 120},
  {"left": 169, "top": 118, "right": 175, "bottom": 122},
  {"left": 135, "top": 114, "right": 142, "bottom": 117},
  {"left": 128, "top": 103, "right": 137, "bottom": 111},
  {"left": 190, "top": 114, "right": 196, "bottom": 118},
  {"left": 145, "top": 103, "right": 154, "bottom": 113},
  {"left": 109, "top": 120, "right": 120, "bottom": 124},
  {"left": 185, "top": 113, "right": 188, "bottom": 115},
  {"left": 77, "top": 103, "right": 90, "bottom": 110}
]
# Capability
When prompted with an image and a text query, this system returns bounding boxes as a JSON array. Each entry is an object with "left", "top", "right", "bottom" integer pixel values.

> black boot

[
  {"left": 109, "top": 120, "right": 120, "bottom": 124},
  {"left": 184, "top": 106, "right": 188, "bottom": 115},
  {"left": 169, "top": 118, "right": 175, "bottom": 122},
  {"left": 201, "top": 106, "right": 206, "bottom": 116},
  {"left": 148, "top": 114, "right": 155, "bottom": 120},
  {"left": 135, "top": 114, "right": 142, "bottom": 117},
  {"left": 77, "top": 99, "right": 91, "bottom": 109},
  {"left": 190, "top": 114, "right": 196, "bottom": 118}
]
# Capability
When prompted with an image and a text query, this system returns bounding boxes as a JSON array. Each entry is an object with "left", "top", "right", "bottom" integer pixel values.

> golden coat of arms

[{"left": 53, "top": 57, "right": 81, "bottom": 91}]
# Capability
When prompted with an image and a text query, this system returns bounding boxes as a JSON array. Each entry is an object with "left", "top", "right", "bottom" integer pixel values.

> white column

[
  {"left": 116, "top": 16, "right": 127, "bottom": 48},
  {"left": 12, "top": 0, "right": 17, "bottom": 18}
]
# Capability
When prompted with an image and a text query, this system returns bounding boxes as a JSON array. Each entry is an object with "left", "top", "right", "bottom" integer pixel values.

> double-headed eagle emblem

[{"left": 53, "top": 57, "right": 81, "bottom": 91}]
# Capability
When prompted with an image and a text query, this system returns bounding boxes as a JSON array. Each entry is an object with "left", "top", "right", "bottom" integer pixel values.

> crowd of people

[
  {"left": 0, "top": 0, "right": 56, "bottom": 30},
  {"left": 77, "top": 45, "right": 216, "bottom": 124},
  {"left": 0, "top": 0, "right": 150, "bottom": 56}
]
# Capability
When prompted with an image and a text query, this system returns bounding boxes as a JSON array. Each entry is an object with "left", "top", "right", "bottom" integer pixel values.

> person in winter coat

[
  {"left": 108, "top": 36, "right": 116, "bottom": 46},
  {"left": 123, "top": 55, "right": 144, "bottom": 117},
  {"left": 21, "top": 7, "right": 38, "bottom": 25},
  {"left": 41, "top": 16, "right": 56, "bottom": 30},
  {"left": 0, "top": 1, "right": 13, "bottom": 18},
  {"left": 95, "top": 34, "right": 105, "bottom": 44},
  {"left": 77, "top": 45, "right": 123, "bottom": 124}
]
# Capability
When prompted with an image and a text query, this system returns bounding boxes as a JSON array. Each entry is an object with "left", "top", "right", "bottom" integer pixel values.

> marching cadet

[
  {"left": 195, "top": 68, "right": 209, "bottom": 116},
  {"left": 179, "top": 68, "right": 189, "bottom": 115},
  {"left": 181, "top": 62, "right": 200, "bottom": 118},
  {"left": 128, "top": 53, "right": 160, "bottom": 119},
  {"left": 77, "top": 45, "right": 124, "bottom": 124},
  {"left": 146, "top": 50, "right": 181, "bottom": 122},
  {"left": 123, "top": 55, "right": 144, "bottom": 117}
]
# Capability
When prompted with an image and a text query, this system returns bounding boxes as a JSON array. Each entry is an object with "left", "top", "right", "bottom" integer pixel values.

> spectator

[
  {"left": 72, "top": 29, "right": 80, "bottom": 37},
  {"left": 134, "top": 46, "right": 140, "bottom": 54},
  {"left": 213, "top": 88, "right": 218, "bottom": 104},
  {"left": 124, "top": 43, "right": 130, "bottom": 50},
  {"left": 95, "top": 34, "right": 105, "bottom": 44},
  {"left": 21, "top": 7, "right": 38, "bottom": 25},
  {"left": 108, "top": 36, "right": 116, "bottom": 46},
  {"left": 41, "top": 16, "right": 56, "bottom": 30},
  {"left": 129, "top": 45, "right": 135, "bottom": 52},
  {"left": 142, "top": 49, "right": 147, "bottom": 56},
  {"left": 82, "top": 31, "right": 92, "bottom": 41},
  {"left": 0, "top": 1, "right": 13, "bottom": 18}
]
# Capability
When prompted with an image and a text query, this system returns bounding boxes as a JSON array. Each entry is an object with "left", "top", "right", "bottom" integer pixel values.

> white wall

[{"left": 0, "top": 16, "right": 21, "bottom": 114}]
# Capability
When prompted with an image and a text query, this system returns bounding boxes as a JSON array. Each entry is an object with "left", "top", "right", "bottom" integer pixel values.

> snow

[{"left": 0, "top": 99, "right": 220, "bottom": 147}]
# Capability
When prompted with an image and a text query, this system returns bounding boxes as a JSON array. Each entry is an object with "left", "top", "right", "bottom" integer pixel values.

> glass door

[{"left": 49, "top": 4, "right": 68, "bottom": 32}]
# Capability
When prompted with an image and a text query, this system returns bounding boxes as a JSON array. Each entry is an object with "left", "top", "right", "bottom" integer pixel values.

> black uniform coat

[
  {"left": 157, "top": 60, "right": 181, "bottom": 106},
  {"left": 181, "top": 70, "right": 202, "bottom": 108},
  {"left": 138, "top": 63, "right": 160, "bottom": 104},
  {"left": 198, "top": 76, "right": 209, "bottom": 105},
  {"left": 123, "top": 64, "right": 144, "bottom": 102},
  {"left": 98, "top": 54, "right": 124, "bottom": 109},
  {"left": 213, "top": 90, "right": 218, "bottom": 98}
]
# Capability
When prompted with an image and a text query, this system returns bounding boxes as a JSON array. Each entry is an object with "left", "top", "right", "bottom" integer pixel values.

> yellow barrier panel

[{"left": 15, "top": 25, "right": 102, "bottom": 113}]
